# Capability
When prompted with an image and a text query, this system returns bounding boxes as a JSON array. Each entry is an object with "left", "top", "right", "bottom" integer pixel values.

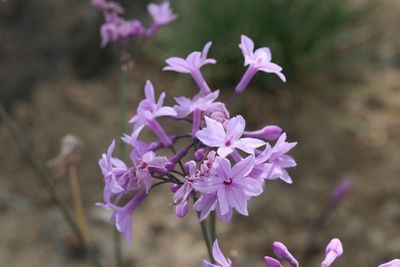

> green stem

[
  {"left": 0, "top": 103, "right": 101, "bottom": 267},
  {"left": 198, "top": 212, "right": 214, "bottom": 263},
  {"left": 210, "top": 211, "right": 217, "bottom": 245},
  {"left": 114, "top": 68, "right": 127, "bottom": 267}
]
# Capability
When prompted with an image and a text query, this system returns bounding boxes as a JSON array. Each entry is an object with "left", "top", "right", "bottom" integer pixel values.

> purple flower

[
  {"left": 148, "top": 1, "right": 177, "bottom": 26},
  {"left": 99, "top": 18, "right": 145, "bottom": 47},
  {"left": 272, "top": 242, "right": 299, "bottom": 267},
  {"left": 99, "top": 140, "right": 137, "bottom": 202},
  {"left": 378, "top": 259, "right": 400, "bottom": 267},
  {"left": 202, "top": 240, "right": 232, "bottom": 267},
  {"left": 92, "top": 0, "right": 123, "bottom": 13},
  {"left": 146, "top": 1, "right": 177, "bottom": 37},
  {"left": 266, "top": 133, "right": 297, "bottom": 184},
  {"left": 174, "top": 90, "right": 221, "bottom": 137},
  {"left": 105, "top": 189, "right": 148, "bottom": 242},
  {"left": 135, "top": 151, "right": 169, "bottom": 193},
  {"left": 173, "top": 161, "right": 198, "bottom": 218},
  {"left": 235, "top": 34, "right": 286, "bottom": 95},
  {"left": 174, "top": 90, "right": 220, "bottom": 118},
  {"left": 321, "top": 238, "right": 343, "bottom": 267},
  {"left": 164, "top": 42, "right": 216, "bottom": 95},
  {"left": 196, "top": 115, "right": 265, "bottom": 157},
  {"left": 194, "top": 155, "right": 262, "bottom": 217},
  {"left": 129, "top": 80, "right": 177, "bottom": 146},
  {"left": 100, "top": 22, "right": 119, "bottom": 47}
]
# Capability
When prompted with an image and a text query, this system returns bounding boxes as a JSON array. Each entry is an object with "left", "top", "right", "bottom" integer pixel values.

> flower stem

[
  {"left": 210, "top": 211, "right": 217, "bottom": 245},
  {"left": 198, "top": 212, "right": 214, "bottom": 262},
  {"left": 68, "top": 162, "right": 89, "bottom": 243},
  {"left": 0, "top": 103, "right": 101, "bottom": 267},
  {"left": 114, "top": 67, "right": 127, "bottom": 267}
]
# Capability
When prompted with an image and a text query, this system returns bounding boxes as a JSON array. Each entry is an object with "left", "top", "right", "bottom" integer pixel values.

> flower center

[
  {"left": 223, "top": 178, "right": 232, "bottom": 185},
  {"left": 225, "top": 139, "right": 232, "bottom": 147}
]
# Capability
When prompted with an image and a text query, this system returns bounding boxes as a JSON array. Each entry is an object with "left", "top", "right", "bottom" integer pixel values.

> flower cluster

[
  {"left": 98, "top": 34, "right": 296, "bottom": 241},
  {"left": 206, "top": 239, "right": 399, "bottom": 267},
  {"left": 91, "top": 0, "right": 176, "bottom": 47}
]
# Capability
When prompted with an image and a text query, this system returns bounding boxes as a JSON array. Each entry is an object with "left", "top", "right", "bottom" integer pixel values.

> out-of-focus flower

[
  {"left": 148, "top": 1, "right": 177, "bottom": 26},
  {"left": 236, "top": 34, "right": 286, "bottom": 95},
  {"left": 202, "top": 240, "right": 232, "bottom": 267}
]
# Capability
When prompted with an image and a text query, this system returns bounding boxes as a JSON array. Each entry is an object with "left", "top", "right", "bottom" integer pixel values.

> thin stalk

[
  {"left": 193, "top": 196, "right": 214, "bottom": 263},
  {"left": 209, "top": 211, "right": 217, "bottom": 245},
  {"left": 198, "top": 213, "right": 214, "bottom": 262},
  {"left": 68, "top": 163, "right": 89, "bottom": 243},
  {"left": 0, "top": 103, "right": 101, "bottom": 267},
  {"left": 114, "top": 68, "right": 127, "bottom": 267}
]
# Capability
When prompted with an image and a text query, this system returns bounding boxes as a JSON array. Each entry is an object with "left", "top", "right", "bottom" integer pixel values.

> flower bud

[
  {"left": 321, "top": 238, "right": 343, "bottom": 267},
  {"left": 272, "top": 242, "right": 299, "bottom": 267},
  {"left": 194, "top": 148, "right": 206, "bottom": 161},
  {"left": 264, "top": 256, "right": 284, "bottom": 267},
  {"left": 175, "top": 201, "right": 188, "bottom": 218},
  {"left": 170, "top": 183, "right": 180, "bottom": 193},
  {"left": 244, "top": 125, "right": 282, "bottom": 141}
]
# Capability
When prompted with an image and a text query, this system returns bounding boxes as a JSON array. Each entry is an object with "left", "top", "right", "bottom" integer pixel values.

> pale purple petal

[
  {"left": 196, "top": 117, "right": 226, "bottom": 147},
  {"left": 226, "top": 187, "right": 248, "bottom": 216},
  {"left": 212, "top": 240, "right": 232, "bottom": 267},
  {"left": 217, "top": 188, "right": 229, "bottom": 215},
  {"left": 226, "top": 115, "right": 246, "bottom": 140},
  {"left": 231, "top": 155, "right": 255, "bottom": 178},
  {"left": 239, "top": 34, "right": 254, "bottom": 59}
]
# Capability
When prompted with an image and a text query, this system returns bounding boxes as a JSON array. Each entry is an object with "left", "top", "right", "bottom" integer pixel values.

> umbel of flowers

[
  {"left": 98, "top": 34, "right": 292, "bottom": 239},
  {"left": 92, "top": 0, "right": 176, "bottom": 47},
  {"left": 97, "top": 34, "right": 399, "bottom": 266}
]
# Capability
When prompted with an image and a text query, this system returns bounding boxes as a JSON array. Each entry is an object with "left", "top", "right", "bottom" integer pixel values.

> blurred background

[{"left": 1, "top": 0, "right": 400, "bottom": 266}]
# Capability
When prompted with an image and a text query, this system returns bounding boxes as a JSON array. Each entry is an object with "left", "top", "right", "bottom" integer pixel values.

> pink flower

[
  {"left": 147, "top": 1, "right": 177, "bottom": 26},
  {"left": 173, "top": 161, "right": 198, "bottom": 218},
  {"left": 174, "top": 90, "right": 222, "bottom": 137},
  {"left": 164, "top": 42, "right": 216, "bottom": 95},
  {"left": 101, "top": 189, "right": 148, "bottom": 242},
  {"left": 134, "top": 151, "right": 170, "bottom": 193},
  {"left": 129, "top": 80, "right": 177, "bottom": 146},
  {"left": 194, "top": 155, "right": 262, "bottom": 217},
  {"left": 196, "top": 115, "right": 265, "bottom": 157},
  {"left": 267, "top": 133, "right": 297, "bottom": 184},
  {"left": 99, "top": 140, "right": 137, "bottom": 202},
  {"left": 235, "top": 34, "right": 286, "bottom": 95},
  {"left": 202, "top": 240, "right": 232, "bottom": 267}
]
